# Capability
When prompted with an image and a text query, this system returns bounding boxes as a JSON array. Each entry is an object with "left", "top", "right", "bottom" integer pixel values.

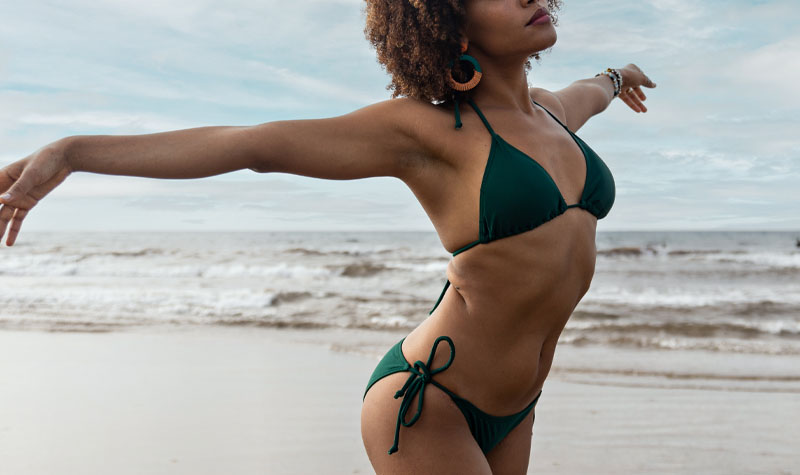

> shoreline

[{"left": 0, "top": 325, "right": 797, "bottom": 474}]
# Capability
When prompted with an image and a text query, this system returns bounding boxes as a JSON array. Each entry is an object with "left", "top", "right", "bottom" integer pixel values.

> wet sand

[{"left": 0, "top": 326, "right": 797, "bottom": 474}]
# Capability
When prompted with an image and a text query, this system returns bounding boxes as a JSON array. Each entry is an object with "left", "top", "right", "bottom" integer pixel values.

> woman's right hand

[
  {"left": 0, "top": 140, "right": 74, "bottom": 246},
  {"left": 618, "top": 63, "right": 657, "bottom": 113}
]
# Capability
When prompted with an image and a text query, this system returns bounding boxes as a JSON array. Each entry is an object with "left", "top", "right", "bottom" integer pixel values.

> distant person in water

[{"left": 0, "top": 0, "right": 657, "bottom": 472}]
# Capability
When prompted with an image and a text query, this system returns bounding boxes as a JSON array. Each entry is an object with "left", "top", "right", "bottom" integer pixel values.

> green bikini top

[
  {"left": 449, "top": 96, "right": 616, "bottom": 257},
  {"left": 427, "top": 97, "right": 615, "bottom": 315}
]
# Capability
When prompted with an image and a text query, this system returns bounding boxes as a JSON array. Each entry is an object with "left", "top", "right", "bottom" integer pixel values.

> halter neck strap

[
  {"left": 461, "top": 97, "right": 495, "bottom": 136},
  {"left": 454, "top": 96, "right": 495, "bottom": 137}
]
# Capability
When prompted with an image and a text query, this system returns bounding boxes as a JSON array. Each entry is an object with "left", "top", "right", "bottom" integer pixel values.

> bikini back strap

[{"left": 466, "top": 97, "right": 496, "bottom": 136}]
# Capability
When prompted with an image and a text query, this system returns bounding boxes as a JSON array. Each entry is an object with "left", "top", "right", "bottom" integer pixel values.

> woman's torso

[{"left": 391, "top": 92, "right": 610, "bottom": 414}]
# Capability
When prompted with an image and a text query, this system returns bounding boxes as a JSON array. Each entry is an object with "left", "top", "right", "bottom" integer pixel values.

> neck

[{"left": 465, "top": 51, "right": 535, "bottom": 114}]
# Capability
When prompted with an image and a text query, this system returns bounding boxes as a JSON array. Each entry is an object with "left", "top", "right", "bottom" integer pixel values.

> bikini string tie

[
  {"left": 454, "top": 96, "right": 463, "bottom": 129},
  {"left": 387, "top": 335, "right": 456, "bottom": 455}
]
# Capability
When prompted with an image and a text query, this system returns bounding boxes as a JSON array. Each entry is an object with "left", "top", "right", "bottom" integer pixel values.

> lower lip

[{"left": 529, "top": 14, "right": 551, "bottom": 25}]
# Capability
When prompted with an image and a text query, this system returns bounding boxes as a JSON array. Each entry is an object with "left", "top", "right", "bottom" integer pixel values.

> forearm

[
  {"left": 581, "top": 68, "right": 626, "bottom": 114},
  {"left": 578, "top": 74, "right": 617, "bottom": 116},
  {"left": 62, "top": 126, "right": 257, "bottom": 179}
]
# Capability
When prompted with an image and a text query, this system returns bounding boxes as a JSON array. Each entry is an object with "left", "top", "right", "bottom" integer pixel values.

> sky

[{"left": 1, "top": 0, "right": 798, "bottom": 232}]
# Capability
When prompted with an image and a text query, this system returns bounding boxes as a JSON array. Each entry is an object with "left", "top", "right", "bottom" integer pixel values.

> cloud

[
  {"left": 243, "top": 62, "right": 383, "bottom": 105},
  {"left": 2, "top": 0, "right": 798, "bottom": 231},
  {"left": 18, "top": 111, "right": 195, "bottom": 131},
  {"left": 725, "top": 35, "right": 800, "bottom": 104}
]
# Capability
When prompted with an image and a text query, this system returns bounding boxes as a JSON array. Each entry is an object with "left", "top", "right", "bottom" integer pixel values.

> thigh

[
  {"left": 485, "top": 410, "right": 536, "bottom": 475},
  {"left": 361, "top": 372, "right": 492, "bottom": 475}
]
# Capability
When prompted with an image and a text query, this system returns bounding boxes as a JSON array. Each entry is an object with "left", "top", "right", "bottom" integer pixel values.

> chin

[
  {"left": 542, "top": 29, "right": 558, "bottom": 47},
  {"left": 532, "top": 31, "right": 557, "bottom": 53}
]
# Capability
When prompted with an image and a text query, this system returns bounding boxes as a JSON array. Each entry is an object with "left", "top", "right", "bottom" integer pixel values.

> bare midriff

[{"left": 400, "top": 208, "right": 597, "bottom": 416}]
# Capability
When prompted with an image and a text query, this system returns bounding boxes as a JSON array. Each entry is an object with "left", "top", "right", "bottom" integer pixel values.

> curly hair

[{"left": 364, "top": 0, "right": 563, "bottom": 103}]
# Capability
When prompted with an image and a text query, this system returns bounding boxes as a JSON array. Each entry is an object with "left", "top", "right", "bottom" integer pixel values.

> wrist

[
  {"left": 593, "top": 73, "right": 616, "bottom": 99},
  {"left": 594, "top": 67, "right": 623, "bottom": 98},
  {"left": 56, "top": 135, "right": 82, "bottom": 173}
]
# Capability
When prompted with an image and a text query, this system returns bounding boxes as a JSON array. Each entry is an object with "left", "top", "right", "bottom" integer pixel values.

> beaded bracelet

[
  {"left": 595, "top": 68, "right": 623, "bottom": 97},
  {"left": 596, "top": 68, "right": 621, "bottom": 96},
  {"left": 608, "top": 68, "right": 622, "bottom": 96}
]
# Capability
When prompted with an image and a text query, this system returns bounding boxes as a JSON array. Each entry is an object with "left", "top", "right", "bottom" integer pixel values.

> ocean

[{"left": 2, "top": 230, "right": 798, "bottom": 358}]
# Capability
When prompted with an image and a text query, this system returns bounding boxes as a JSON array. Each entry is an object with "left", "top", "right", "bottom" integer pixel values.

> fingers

[
  {"left": 0, "top": 150, "right": 70, "bottom": 247},
  {"left": 5, "top": 207, "right": 28, "bottom": 246},
  {"left": 0, "top": 152, "right": 66, "bottom": 208},
  {"left": 618, "top": 64, "right": 655, "bottom": 113},
  {"left": 0, "top": 195, "right": 37, "bottom": 247},
  {"left": 0, "top": 203, "right": 15, "bottom": 246},
  {"left": 620, "top": 64, "right": 657, "bottom": 90},
  {"left": 0, "top": 160, "right": 28, "bottom": 206},
  {"left": 619, "top": 86, "right": 648, "bottom": 113},
  {"left": 0, "top": 170, "right": 36, "bottom": 208},
  {"left": 0, "top": 193, "right": 37, "bottom": 211}
]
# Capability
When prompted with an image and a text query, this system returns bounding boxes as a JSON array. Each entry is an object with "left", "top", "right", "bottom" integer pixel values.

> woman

[{"left": 0, "top": 0, "right": 656, "bottom": 472}]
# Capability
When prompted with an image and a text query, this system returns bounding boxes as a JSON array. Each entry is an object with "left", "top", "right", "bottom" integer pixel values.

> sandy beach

[{"left": 0, "top": 325, "right": 797, "bottom": 474}]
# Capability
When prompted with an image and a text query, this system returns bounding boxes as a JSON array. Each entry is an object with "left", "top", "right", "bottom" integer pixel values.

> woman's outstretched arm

[
  {"left": 63, "top": 99, "right": 422, "bottom": 180},
  {"left": 0, "top": 98, "right": 427, "bottom": 245},
  {"left": 530, "top": 63, "right": 657, "bottom": 133}
]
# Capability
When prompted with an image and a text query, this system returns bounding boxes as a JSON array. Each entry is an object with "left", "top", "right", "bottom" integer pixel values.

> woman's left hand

[{"left": 618, "top": 64, "right": 657, "bottom": 113}]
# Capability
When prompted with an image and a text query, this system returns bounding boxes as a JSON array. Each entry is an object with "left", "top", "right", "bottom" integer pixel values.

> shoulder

[
  {"left": 378, "top": 96, "right": 467, "bottom": 162},
  {"left": 377, "top": 96, "right": 456, "bottom": 130},
  {"left": 362, "top": 97, "right": 453, "bottom": 140},
  {"left": 528, "top": 87, "right": 568, "bottom": 124},
  {"left": 333, "top": 96, "right": 456, "bottom": 165},
  {"left": 366, "top": 96, "right": 449, "bottom": 119}
]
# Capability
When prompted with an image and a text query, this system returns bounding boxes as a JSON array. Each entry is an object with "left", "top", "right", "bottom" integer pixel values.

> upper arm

[
  {"left": 243, "top": 99, "right": 425, "bottom": 182},
  {"left": 530, "top": 82, "right": 606, "bottom": 133}
]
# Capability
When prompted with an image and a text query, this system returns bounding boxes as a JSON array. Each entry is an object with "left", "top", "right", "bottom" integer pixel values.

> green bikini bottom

[{"left": 363, "top": 335, "right": 542, "bottom": 455}]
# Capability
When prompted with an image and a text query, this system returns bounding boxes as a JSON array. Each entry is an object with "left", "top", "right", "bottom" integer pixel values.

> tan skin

[{"left": 0, "top": 0, "right": 655, "bottom": 472}]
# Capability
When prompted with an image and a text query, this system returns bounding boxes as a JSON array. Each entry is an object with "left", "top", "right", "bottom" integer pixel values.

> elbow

[{"left": 242, "top": 122, "right": 281, "bottom": 174}]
